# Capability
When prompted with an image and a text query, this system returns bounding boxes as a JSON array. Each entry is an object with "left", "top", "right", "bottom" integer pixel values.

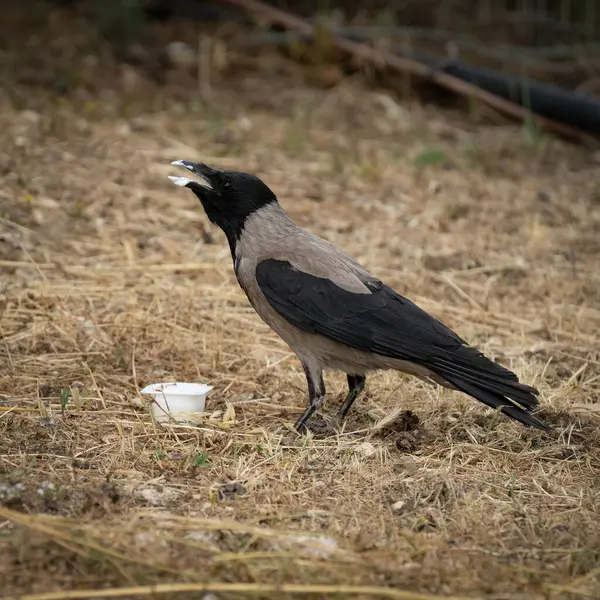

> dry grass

[{"left": 1, "top": 6, "right": 600, "bottom": 599}]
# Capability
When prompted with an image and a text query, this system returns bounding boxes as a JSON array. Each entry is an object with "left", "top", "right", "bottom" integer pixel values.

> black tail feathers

[
  {"left": 431, "top": 355, "right": 550, "bottom": 431},
  {"left": 443, "top": 375, "right": 550, "bottom": 431}
]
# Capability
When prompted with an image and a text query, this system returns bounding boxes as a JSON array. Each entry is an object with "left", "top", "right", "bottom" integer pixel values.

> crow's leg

[
  {"left": 293, "top": 360, "right": 325, "bottom": 432},
  {"left": 331, "top": 374, "right": 366, "bottom": 429}
]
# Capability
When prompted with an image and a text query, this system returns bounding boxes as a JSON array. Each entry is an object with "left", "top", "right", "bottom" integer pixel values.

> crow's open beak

[{"left": 168, "top": 160, "right": 216, "bottom": 190}]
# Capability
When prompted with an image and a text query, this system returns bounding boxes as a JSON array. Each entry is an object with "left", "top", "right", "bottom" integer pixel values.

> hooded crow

[{"left": 169, "top": 160, "right": 549, "bottom": 433}]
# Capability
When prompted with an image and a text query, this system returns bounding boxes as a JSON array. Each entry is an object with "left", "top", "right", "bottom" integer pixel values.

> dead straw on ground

[{"left": 1, "top": 6, "right": 600, "bottom": 599}]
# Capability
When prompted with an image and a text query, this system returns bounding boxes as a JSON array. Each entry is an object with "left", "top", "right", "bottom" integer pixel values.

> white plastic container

[{"left": 140, "top": 382, "right": 213, "bottom": 422}]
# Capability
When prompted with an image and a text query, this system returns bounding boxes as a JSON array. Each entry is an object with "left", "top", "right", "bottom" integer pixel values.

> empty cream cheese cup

[{"left": 140, "top": 382, "right": 213, "bottom": 422}]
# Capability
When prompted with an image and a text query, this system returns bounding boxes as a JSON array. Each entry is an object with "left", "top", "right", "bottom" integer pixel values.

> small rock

[
  {"left": 136, "top": 486, "right": 181, "bottom": 506},
  {"left": 391, "top": 500, "right": 406, "bottom": 512},
  {"left": 166, "top": 41, "right": 197, "bottom": 70},
  {"left": 273, "top": 534, "right": 337, "bottom": 558},
  {"left": 428, "top": 180, "right": 441, "bottom": 195},
  {"left": 19, "top": 110, "right": 42, "bottom": 126},
  {"left": 374, "top": 93, "right": 407, "bottom": 120},
  {"left": 355, "top": 441, "right": 376, "bottom": 457},
  {"left": 115, "top": 121, "right": 131, "bottom": 136},
  {"left": 237, "top": 116, "right": 252, "bottom": 132},
  {"left": 120, "top": 66, "right": 144, "bottom": 94},
  {"left": 13, "top": 110, "right": 42, "bottom": 140},
  {"left": 185, "top": 531, "right": 218, "bottom": 547}
]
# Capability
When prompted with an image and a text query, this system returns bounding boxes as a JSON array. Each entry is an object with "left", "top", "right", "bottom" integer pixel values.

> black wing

[{"left": 256, "top": 259, "right": 548, "bottom": 430}]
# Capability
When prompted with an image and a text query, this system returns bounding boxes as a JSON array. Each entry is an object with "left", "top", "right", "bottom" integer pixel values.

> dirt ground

[{"left": 1, "top": 6, "right": 600, "bottom": 600}]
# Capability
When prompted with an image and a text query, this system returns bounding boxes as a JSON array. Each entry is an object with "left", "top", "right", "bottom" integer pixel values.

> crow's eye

[{"left": 222, "top": 181, "right": 232, "bottom": 191}]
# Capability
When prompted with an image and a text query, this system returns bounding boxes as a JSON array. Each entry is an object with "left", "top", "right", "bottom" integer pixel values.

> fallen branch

[{"left": 214, "top": 0, "right": 594, "bottom": 143}]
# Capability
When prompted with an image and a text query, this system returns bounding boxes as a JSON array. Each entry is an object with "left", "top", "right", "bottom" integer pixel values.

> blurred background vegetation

[{"left": 5, "top": 0, "right": 596, "bottom": 111}]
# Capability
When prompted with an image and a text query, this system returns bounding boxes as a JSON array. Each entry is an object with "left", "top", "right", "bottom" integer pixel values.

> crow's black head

[{"left": 169, "top": 160, "right": 277, "bottom": 252}]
